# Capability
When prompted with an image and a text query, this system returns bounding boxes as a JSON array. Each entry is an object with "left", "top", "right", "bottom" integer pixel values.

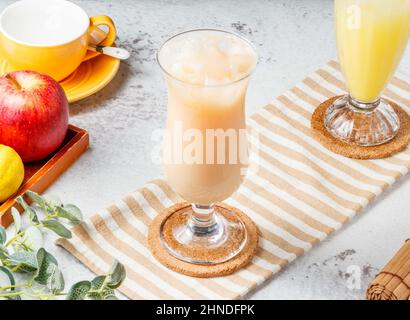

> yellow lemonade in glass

[
  {"left": 336, "top": 0, "right": 410, "bottom": 102},
  {"left": 324, "top": 0, "right": 410, "bottom": 146}
]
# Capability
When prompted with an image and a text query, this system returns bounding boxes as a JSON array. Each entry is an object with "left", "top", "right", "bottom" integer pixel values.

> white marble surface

[{"left": 2, "top": 0, "right": 410, "bottom": 300}]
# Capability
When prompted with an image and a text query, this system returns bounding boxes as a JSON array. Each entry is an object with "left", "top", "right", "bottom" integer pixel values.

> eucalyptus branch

[
  {"left": 0, "top": 283, "right": 31, "bottom": 291},
  {"left": 0, "top": 290, "right": 65, "bottom": 300},
  {"left": 5, "top": 229, "right": 27, "bottom": 247},
  {"left": 0, "top": 191, "right": 126, "bottom": 300}
]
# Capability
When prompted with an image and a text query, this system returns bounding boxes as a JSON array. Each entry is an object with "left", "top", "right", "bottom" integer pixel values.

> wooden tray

[{"left": 0, "top": 125, "right": 89, "bottom": 227}]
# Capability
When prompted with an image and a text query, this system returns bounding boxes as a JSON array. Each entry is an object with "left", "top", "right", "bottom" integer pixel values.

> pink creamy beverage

[{"left": 158, "top": 29, "right": 257, "bottom": 205}]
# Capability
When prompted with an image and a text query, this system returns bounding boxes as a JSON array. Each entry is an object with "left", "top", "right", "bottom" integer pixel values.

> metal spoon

[
  {"left": 88, "top": 28, "right": 130, "bottom": 60},
  {"left": 88, "top": 44, "right": 130, "bottom": 60}
]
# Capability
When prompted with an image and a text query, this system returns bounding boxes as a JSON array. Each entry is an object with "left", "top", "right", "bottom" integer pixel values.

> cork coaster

[
  {"left": 311, "top": 96, "right": 410, "bottom": 159},
  {"left": 148, "top": 202, "right": 259, "bottom": 278}
]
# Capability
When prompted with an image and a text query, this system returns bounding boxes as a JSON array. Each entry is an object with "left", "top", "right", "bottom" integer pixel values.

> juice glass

[
  {"left": 325, "top": 0, "right": 410, "bottom": 146},
  {"left": 157, "top": 29, "right": 257, "bottom": 264}
]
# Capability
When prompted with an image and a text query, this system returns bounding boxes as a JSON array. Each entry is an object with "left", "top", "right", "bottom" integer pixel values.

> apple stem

[{"left": 4, "top": 73, "right": 21, "bottom": 90}]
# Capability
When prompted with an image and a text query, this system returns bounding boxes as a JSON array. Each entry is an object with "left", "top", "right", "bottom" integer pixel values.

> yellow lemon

[{"left": 0, "top": 145, "right": 24, "bottom": 202}]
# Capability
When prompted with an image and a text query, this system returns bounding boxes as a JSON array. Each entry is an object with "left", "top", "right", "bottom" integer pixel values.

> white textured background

[{"left": 1, "top": 0, "right": 410, "bottom": 300}]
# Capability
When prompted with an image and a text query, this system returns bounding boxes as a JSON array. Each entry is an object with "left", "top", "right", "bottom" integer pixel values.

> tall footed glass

[
  {"left": 157, "top": 29, "right": 257, "bottom": 264},
  {"left": 325, "top": 0, "right": 410, "bottom": 146}
]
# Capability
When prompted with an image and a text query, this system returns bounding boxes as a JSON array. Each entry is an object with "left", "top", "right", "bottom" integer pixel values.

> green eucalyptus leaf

[
  {"left": 40, "top": 248, "right": 58, "bottom": 267},
  {"left": 102, "top": 287, "right": 116, "bottom": 299},
  {"left": 55, "top": 205, "right": 83, "bottom": 225},
  {"left": 107, "top": 260, "right": 126, "bottom": 289},
  {"left": 66, "top": 281, "right": 91, "bottom": 300},
  {"left": 42, "top": 220, "right": 72, "bottom": 239},
  {"left": 34, "top": 248, "right": 57, "bottom": 283},
  {"left": 11, "top": 207, "right": 21, "bottom": 234},
  {"left": 22, "top": 226, "right": 44, "bottom": 251},
  {"left": 46, "top": 264, "right": 65, "bottom": 294},
  {"left": 91, "top": 275, "right": 106, "bottom": 290},
  {"left": 104, "top": 294, "right": 118, "bottom": 300},
  {"left": 16, "top": 196, "right": 39, "bottom": 224},
  {"left": 88, "top": 275, "right": 116, "bottom": 300},
  {"left": 0, "top": 267, "right": 20, "bottom": 299},
  {"left": 87, "top": 292, "right": 103, "bottom": 300},
  {"left": 8, "top": 251, "right": 38, "bottom": 273},
  {"left": 26, "top": 191, "right": 47, "bottom": 210},
  {"left": 0, "top": 266, "right": 14, "bottom": 289},
  {"left": 44, "top": 194, "right": 62, "bottom": 208},
  {"left": 88, "top": 288, "right": 116, "bottom": 300},
  {"left": 87, "top": 275, "right": 106, "bottom": 300},
  {"left": 34, "top": 248, "right": 64, "bottom": 294},
  {"left": 65, "top": 204, "right": 83, "bottom": 223},
  {"left": 0, "top": 226, "right": 6, "bottom": 245}
]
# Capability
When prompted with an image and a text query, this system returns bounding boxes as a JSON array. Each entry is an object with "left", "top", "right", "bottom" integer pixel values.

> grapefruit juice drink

[
  {"left": 158, "top": 30, "right": 257, "bottom": 205},
  {"left": 156, "top": 30, "right": 257, "bottom": 265}
]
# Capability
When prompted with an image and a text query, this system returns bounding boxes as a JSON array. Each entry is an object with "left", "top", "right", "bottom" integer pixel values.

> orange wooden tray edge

[{"left": 0, "top": 125, "right": 89, "bottom": 227}]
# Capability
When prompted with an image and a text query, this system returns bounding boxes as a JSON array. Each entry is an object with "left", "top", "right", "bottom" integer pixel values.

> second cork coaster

[
  {"left": 148, "top": 202, "right": 259, "bottom": 278},
  {"left": 311, "top": 96, "right": 410, "bottom": 159}
]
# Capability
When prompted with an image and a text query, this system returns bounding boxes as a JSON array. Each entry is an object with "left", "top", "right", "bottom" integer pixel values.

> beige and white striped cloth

[{"left": 57, "top": 60, "right": 410, "bottom": 299}]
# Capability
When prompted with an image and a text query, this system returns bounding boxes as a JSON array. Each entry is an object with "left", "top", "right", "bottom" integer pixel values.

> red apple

[{"left": 0, "top": 71, "right": 69, "bottom": 162}]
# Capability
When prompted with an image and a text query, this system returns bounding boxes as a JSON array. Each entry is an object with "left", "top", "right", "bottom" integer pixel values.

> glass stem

[
  {"left": 188, "top": 204, "right": 219, "bottom": 236},
  {"left": 349, "top": 95, "right": 380, "bottom": 111}
]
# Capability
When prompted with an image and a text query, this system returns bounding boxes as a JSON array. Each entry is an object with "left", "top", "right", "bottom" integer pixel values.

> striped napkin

[{"left": 57, "top": 60, "right": 410, "bottom": 299}]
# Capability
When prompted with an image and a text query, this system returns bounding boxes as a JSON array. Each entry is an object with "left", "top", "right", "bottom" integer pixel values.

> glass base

[
  {"left": 324, "top": 95, "right": 400, "bottom": 146},
  {"left": 159, "top": 204, "right": 247, "bottom": 265}
]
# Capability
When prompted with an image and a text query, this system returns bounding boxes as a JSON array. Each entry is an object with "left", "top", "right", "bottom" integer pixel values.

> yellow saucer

[{"left": 0, "top": 50, "right": 120, "bottom": 103}]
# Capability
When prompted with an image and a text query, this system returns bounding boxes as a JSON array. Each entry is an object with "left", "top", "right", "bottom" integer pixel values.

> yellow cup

[{"left": 0, "top": 0, "right": 116, "bottom": 81}]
